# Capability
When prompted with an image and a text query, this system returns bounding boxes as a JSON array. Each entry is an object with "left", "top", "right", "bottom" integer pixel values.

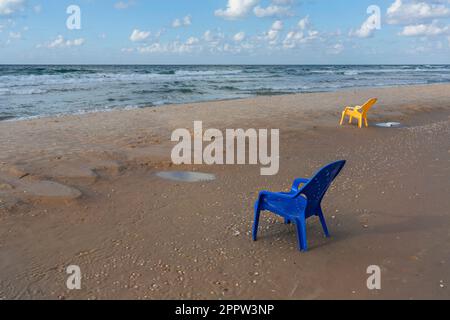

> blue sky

[{"left": 1, "top": 0, "right": 450, "bottom": 64}]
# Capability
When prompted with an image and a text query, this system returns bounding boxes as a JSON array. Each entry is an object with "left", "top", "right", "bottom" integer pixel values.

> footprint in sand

[
  {"left": 7, "top": 162, "right": 98, "bottom": 185},
  {"left": 0, "top": 174, "right": 82, "bottom": 204},
  {"left": 17, "top": 179, "right": 82, "bottom": 202}
]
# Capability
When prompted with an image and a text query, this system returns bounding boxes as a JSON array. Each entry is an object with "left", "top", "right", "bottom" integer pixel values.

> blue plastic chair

[{"left": 252, "top": 160, "right": 346, "bottom": 252}]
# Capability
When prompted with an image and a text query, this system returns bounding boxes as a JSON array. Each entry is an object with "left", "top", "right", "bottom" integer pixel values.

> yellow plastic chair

[{"left": 340, "top": 98, "right": 378, "bottom": 128}]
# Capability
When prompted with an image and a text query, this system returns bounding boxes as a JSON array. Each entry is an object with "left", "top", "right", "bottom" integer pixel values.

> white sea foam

[
  {"left": 0, "top": 88, "right": 48, "bottom": 96},
  {"left": 175, "top": 69, "right": 242, "bottom": 76}
]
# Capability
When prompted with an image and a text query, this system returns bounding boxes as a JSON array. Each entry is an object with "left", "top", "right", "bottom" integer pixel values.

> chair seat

[
  {"left": 260, "top": 193, "right": 307, "bottom": 218},
  {"left": 345, "top": 109, "right": 361, "bottom": 116}
]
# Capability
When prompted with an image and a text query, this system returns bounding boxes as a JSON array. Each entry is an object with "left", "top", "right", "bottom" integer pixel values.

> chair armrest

[{"left": 291, "top": 178, "right": 310, "bottom": 192}]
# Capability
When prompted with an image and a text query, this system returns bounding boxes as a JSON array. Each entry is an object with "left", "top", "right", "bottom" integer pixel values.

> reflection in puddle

[
  {"left": 376, "top": 122, "right": 403, "bottom": 128},
  {"left": 156, "top": 171, "right": 216, "bottom": 183}
]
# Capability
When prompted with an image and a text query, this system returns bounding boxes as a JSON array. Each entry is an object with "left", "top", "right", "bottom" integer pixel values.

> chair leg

[
  {"left": 358, "top": 117, "right": 363, "bottom": 128},
  {"left": 365, "top": 117, "right": 369, "bottom": 127},
  {"left": 340, "top": 112, "right": 346, "bottom": 126},
  {"left": 295, "top": 217, "right": 308, "bottom": 252},
  {"left": 318, "top": 208, "right": 330, "bottom": 238},
  {"left": 252, "top": 206, "right": 261, "bottom": 241},
  {"left": 349, "top": 116, "right": 353, "bottom": 124}
]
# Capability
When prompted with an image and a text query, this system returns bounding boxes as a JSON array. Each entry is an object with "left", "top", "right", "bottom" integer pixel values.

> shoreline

[{"left": 2, "top": 82, "right": 450, "bottom": 124}]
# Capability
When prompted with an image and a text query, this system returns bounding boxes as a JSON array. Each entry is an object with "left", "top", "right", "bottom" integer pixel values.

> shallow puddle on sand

[
  {"left": 155, "top": 171, "right": 216, "bottom": 183},
  {"left": 376, "top": 122, "right": 403, "bottom": 128}
]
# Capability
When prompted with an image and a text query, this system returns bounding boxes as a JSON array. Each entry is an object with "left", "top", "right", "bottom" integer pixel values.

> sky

[{"left": 1, "top": 0, "right": 450, "bottom": 64}]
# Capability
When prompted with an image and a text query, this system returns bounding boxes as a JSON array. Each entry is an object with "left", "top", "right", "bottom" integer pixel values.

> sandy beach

[{"left": 1, "top": 83, "right": 449, "bottom": 300}]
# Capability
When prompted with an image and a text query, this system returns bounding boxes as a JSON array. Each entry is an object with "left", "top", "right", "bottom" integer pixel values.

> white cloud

[
  {"left": 8, "top": 30, "right": 20, "bottom": 39},
  {"left": 253, "top": 4, "right": 292, "bottom": 18},
  {"left": 186, "top": 36, "right": 199, "bottom": 45},
  {"left": 265, "top": 20, "right": 283, "bottom": 44},
  {"left": 154, "top": 29, "right": 165, "bottom": 39},
  {"left": 404, "top": 39, "right": 447, "bottom": 54},
  {"left": 272, "top": 20, "right": 284, "bottom": 31},
  {"left": 350, "top": 14, "right": 379, "bottom": 38},
  {"left": 202, "top": 30, "right": 225, "bottom": 47},
  {"left": 282, "top": 30, "right": 319, "bottom": 48},
  {"left": 121, "top": 47, "right": 134, "bottom": 53},
  {"left": 215, "top": 0, "right": 259, "bottom": 19},
  {"left": 0, "top": 0, "right": 25, "bottom": 15},
  {"left": 137, "top": 43, "right": 166, "bottom": 54},
  {"left": 399, "top": 21, "right": 450, "bottom": 36},
  {"left": 272, "top": 0, "right": 294, "bottom": 4},
  {"left": 233, "top": 31, "right": 246, "bottom": 42},
  {"left": 33, "top": 4, "right": 42, "bottom": 14},
  {"left": 282, "top": 16, "right": 320, "bottom": 49},
  {"left": 114, "top": 1, "right": 136, "bottom": 10},
  {"left": 387, "top": 0, "right": 450, "bottom": 25},
  {"left": 183, "top": 15, "right": 192, "bottom": 26},
  {"left": 39, "top": 35, "right": 85, "bottom": 49},
  {"left": 68, "top": 38, "right": 85, "bottom": 47},
  {"left": 130, "top": 29, "right": 150, "bottom": 42},
  {"left": 219, "top": 40, "right": 255, "bottom": 54},
  {"left": 203, "top": 30, "right": 213, "bottom": 42},
  {"left": 328, "top": 43, "right": 344, "bottom": 55},
  {"left": 282, "top": 31, "right": 302, "bottom": 48},
  {"left": 266, "top": 29, "right": 279, "bottom": 41},
  {"left": 137, "top": 39, "right": 199, "bottom": 54},
  {"left": 406, "top": 45, "right": 429, "bottom": 54},
  {"left": 172, "top": 19, "right": 181, "bottom": 28},
  {"left": 172, "top": 15, "right": 191, "bottom": 28},
  {"left": 298, "top": 16, "right": 310, "bottom": 30}
]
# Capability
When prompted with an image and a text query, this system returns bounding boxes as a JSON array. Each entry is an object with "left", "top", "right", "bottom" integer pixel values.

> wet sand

[{"left": 0, "top": 84, "right": 449, "bottom": 299}]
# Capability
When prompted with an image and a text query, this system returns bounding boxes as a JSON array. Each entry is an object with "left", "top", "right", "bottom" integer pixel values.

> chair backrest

[
  {"left": 360, "top": 98, "right": 378, "bottom": 114},
  {"left": 298, "top": 160, "right": 346, "bottom": 212}
]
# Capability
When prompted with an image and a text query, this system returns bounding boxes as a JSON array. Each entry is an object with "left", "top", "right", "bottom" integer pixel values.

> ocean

[{"left": 1, "top": 64, "right": 450, "bottom": 121}]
